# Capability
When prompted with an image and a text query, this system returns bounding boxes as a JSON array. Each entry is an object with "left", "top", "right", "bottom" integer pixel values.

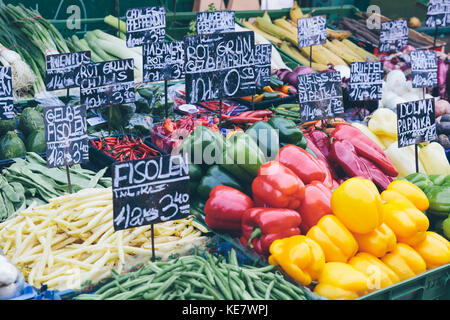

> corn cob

[
  {"left": 342, "top": 39, "right": 379, "bottom": 61},
  {"left": 331, "top": 39, "right": 365, "bottom": 62},
  {"left": 274, "top": 18, "right": 298, "bottom": 35},
  {"left": 290, "top": 2, "right": 307, "bottom": 22},
  {"left": 326, "top": 28, "right": 352, "bottom": 40},
  {"left": 281, "top": 41, "right": 329, "bottom": 72},
  {"left": 323, "top": 40, "right": 362, "bottom": 64},
  {"left": 300, "top": 44, "right": 347, "bottom": 66},
  {"left": 241, "top": 21, "right": 282, "bottom": 45},
  {"left": 256, "top": 13, "right": 298, "bottom": 46}
]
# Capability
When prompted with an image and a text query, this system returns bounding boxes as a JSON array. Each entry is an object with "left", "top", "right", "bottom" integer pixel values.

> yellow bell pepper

[
  {"left": 268, "top": 235, "right": 325, "bottom": 286},
  {"left": 368, "top": 108, "right": 398, "bottom": 139},
  {"left": 353, "top": 223, "right": 397, "bottom": 258},
  {"left": 349, "top": 252, "right": 400, "bottom": 291},
  {"left": 412, "top": 232, "right": 450, "bottom": 270},
  {"left": 384, "top": 142, "right": 426, "bottom": 177},
  {"left": 330, "top": 177, "right": 383, "bottom": 234},
  {"left": 381, "top": 190, "right": 414, "bottom": 206},
  {"left": 384, "top": 180, "right": 429, "bottom": 212},
  {"left": 419, "top": 142, "right": 450, "bottom": 175},
  {"left": 306, "top": 215, "right": 358, "bottom": 263},
  {"left": 382, "top": 198, "right": 429, "bottom": 246},
  {"left": 377, "top": 134, "right": 397, "bottom": 150},
  {"left": 351, "top": 123, "right": 385, "bottom": 150},
  {"left": 381, "top": 243, "right": 426, "bottom": 281},
  {"left": 314, "top": 262, "right": 369, "bottom": 300}
]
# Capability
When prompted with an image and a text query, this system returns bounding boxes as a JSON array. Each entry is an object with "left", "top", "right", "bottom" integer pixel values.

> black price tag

[
  {"left": 379, "top": 20, "right": 409, "bottom": 53},
  {"left": 426, "top": 0, "right": 450, "bottom": 28},
  {"left": 196, "top": 11, "right": 235, "bottom": 34},
  {"left": 126, "top": 6, "right": 166, "bottom": 48},
  {"left": 297, "top": 71, "right": 344, "bottom": 122},
  {"left": 411, "top": 50, "right": 438, "bottom": 88},
  {"left": 44, "top": 105, "right": 89, "bottom": 168},
  {"left": 143, "top": 41, "right": 185, "bottom": 83},
  {"left": 255, "top": 44, "right": 272, "bottom": 88},
  {"left": 397, "top": 98, "right": 437, "bottom": 148},
  {"left": 184, "top": 31, "right": 255, "bottom": 104},
  {"left": 0, "top": 66, "right": 13, "bottom": 120},
  {"left": 349, "top": 62, "right": 383, "bottom": 101},
  {"left": 80, "top": 59, "right": 135, "bottom": 108},
  {"left": 297, "top": 15, "right": 327, "bottom": 49},
  {"left": 112, "top": 154, "right": 190, "bottom": 231},
  {"left": 45, "top": 51, "right": 91, "bottom": 91}
]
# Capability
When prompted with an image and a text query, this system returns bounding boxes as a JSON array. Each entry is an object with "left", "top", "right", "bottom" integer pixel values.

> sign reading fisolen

[
  {"left": 297, "top": 15, "right": 327, "bottom": 49},
  {"left": 397, "top": 98, "right": 437, "bottom": 148},
  {"left": 379, "top": 20, "right": 409, "bottom": 53},
  {"left": 112, "top": 154, "right": 190, "bottom": 231},
  {"left": 349, "top": 62, "right": 383, "bottom": 101},
  {"left": 255, "top": 44, "right": 272, "bottom": 88},
  {"left": 80, "top": 59, "right": 135, "bottom": 108},
  {"left": 0, "top": 67, "right": 13, "bottom": 120},
  {"left": 126, "top": 6, "right": 166, "bottom": 48},
  {"left": 142, "top": 41, "right": 184, "bottom": 82},
  {"left": 44, "top": 105, "right": 89, "bottom": 168},
  {"left": 45, "top": 51, "right": 91, "bottom": 91},
  {"left": 426, "top": 0, "right": 450, "bottom": 28},
  {"left": 196, "top": 11, "right": 235, "bottom": 34},
  {"left": 297, "top": 71, "right": 344, "bottom": 122},
  {"left": 184, "top": 31, "right": 256, "bottom": 104},
  {"left": 410, "top": 50, "right": 438, "bottom": 88}
]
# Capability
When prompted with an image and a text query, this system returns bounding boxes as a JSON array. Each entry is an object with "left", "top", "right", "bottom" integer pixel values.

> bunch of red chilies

[{"left": 91, "top": 136, "right": 161, "bottom": 161}]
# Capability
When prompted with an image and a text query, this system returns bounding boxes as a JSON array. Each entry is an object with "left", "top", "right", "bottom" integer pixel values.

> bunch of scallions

[{"left": 0, "top": 1, "right": 69, "bottom": 97}]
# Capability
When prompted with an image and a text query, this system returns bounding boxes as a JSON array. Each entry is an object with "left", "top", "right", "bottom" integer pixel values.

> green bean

[
  {"left": 213, "top": 273, "right": 233, "bottom": 300},
  {"left": 191, "top": 293, "right": 214, "bottom": 300},
  {"left": 143, "top": 275, "right": 178, "bottom": 300},
  {"left": 201, "top": 281, "right": 225, "bottom": 300},
  {"left": 204, "top": 264, "right": 216, "bottom": 286},
  {"left": 111, "top": 282, "right": 163, "bottom": 300},
  {"left": 265, "top": 280, "right": 275, "bottom": 300},
  {"left": 75, "top": 294, "right": 102, "bottom": 300},
  {"left": 272, "top": 287, "right": 293, "bottom": 300},
  {"left": 242, "top": 271, "right": 261, "bottom": 299}
]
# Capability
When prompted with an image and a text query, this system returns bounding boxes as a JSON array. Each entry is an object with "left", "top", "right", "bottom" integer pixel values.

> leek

[{"left": 104, "top": 15, "right": 126, "bottom": 34}]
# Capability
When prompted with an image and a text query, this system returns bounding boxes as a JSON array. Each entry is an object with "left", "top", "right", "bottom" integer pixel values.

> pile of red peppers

[{"left": 91, "top": 135, "right": 161, "bottom": 162}]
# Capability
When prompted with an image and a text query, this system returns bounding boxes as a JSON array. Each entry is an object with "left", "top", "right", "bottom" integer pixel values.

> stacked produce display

[{"left": 0, "top": 1, "right": 449, "bottom": 302}]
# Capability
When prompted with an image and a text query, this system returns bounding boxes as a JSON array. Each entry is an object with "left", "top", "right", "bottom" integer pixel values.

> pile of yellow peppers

[
  {"left": 268, "top": 177, "right": 450, "bottom": 300},
  {"left": 351, "top": 108, "right": 450, "bottom": 177}
]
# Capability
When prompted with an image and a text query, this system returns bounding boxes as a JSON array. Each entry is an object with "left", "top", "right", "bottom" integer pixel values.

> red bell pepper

[
  {"left": 204, "top": 185, "right": 254, "bottom": 231},
  {"left": 240, "top": 208, "right": 302, "bottom": 255},
  {"left": 296, "top": 181, "right": 332, "bottom": 233},
  {"left": 330, "top": 138, "right": 373, "bottom": 180},
  {"left": 359, "top": 156, "right": 396, "bottom": 190},
  {"left": 331, "top": 124, "right": 398, "bottom": 177},
  {"left": 276, "top": 145, "right": 328, "bottom": 185},
  {"left": 308, "top": 130, "right": 331, "bottom": 159},
  {"left": 251, "top": 161, "right": 305, "bottom": 210}
]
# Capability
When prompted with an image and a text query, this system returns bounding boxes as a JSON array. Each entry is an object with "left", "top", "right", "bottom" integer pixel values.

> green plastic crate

[{"left": 359, "top": 263, "right": 450, "bottom": 300}]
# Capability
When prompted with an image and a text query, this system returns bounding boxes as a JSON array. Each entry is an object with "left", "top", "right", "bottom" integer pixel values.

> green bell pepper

[
  {"left": 428, "top": 174, "right": 446, "bottom": 187},
  {"left": 443, "top": 175, "right": 450, "bottom": 186},
  {"left": 426, "top": 185, "right": 450, "bottom": 217},
  {"left": 404, "top": 172, "right": 433, "bottom": 190},
  {"left": 246, "top": 120, "right": 280, "bottom": 161},
  {"left": 189, "top": 163, "right": 203, "bottom": 196},
  {"left": 267, "top": 116, "right": 307, "bottom": 149},
  {"left": 443, "top": 216, "right": 450, "bottom": 240},
  {"left": 190, "top": 197, "right": 206, "bottom": 221},
  {"left": 197, "top": 165, "right": 245, "bottom": 200}
]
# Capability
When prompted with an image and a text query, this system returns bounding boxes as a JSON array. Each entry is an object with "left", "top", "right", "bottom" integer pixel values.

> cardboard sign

[
  {"left": 126, "top": 6, "right": 166, "bottom": 48},
  {"left": 112, "top": 154, "right": 190, "bottom": 231},
  {"left": 80, "top": 59, "right": 135, "bottom": 109},
  {"left": 410, "top": 50, "right": 438, "bottom": 88},
  {"left": 44, "top": 105, "right": 89, "bottom": 168},
  {"left": 0, "top": 67, "right": 13, "bottom": 120},
  {"left": 255, "top": 44, "right": 272, "bottom": 88},
  {"left": 45, "top": 51, "right": 91, "bottom": 91},
  {"left": 349, "top": 62, "right": 383, "bottom": 101},
  {"left": 379, "top": 20, "right": 409, "bottom": 53},
  {"left": 184, "top": 31, "right": 255, "bottom": 104},
  {"left": 297, "top": 71, "right": 344, "bottom": 122},
  {"left": 426, "top": 0, "right": 450, "bottom": 28},
  {"left": 297, "top": 15, "right": 327, "bottom": 49},
  {"left": 397, "top": 98, "right": 437, "bottom": 148},
  {"left": 142, "top": 41, "right": 185, "bottom": 83},
  {"left": 196, "top": 11, "right": 235, "bottom": 34}
]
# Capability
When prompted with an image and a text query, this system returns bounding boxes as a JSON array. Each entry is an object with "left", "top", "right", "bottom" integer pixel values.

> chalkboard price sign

[
  {"left": 297, "top": 15, "right": 327, "bottom": 49},
  {"left": 44, "top": 105, "right": 89, "bottom": 168},
  {"left": 196, "top": 11, "right": 235, "bottom": 35},
  {"left": 426, "top": 0, "right": 450, "bottom": 28},
  {"left": 255, "top": 44, "right": 272, "bottom": 88},
  {"left": 410, "top": 50, "right": 438, "bottom": 88},
  {"left": 397, "top": 98, "right": 437, "bottom": 148},
  {"left": 297, "top": 71, "right": 344, "bottom": 122},
  {"left": 112, "top": 154, "right": 190, "bottom": 231},
  {"left": 0, "top": 66, "right": 13, "bottom": 120},
  {"left": 80, "top": 59, "right": 135, "bottom": 108},
  {"left": 349, "top": 62, "right": 383, "bottom": 101},
  {"left": 143, "top": 41, "right": 185, "bottom": 83},
  {"left": 379, "top": 20, "right": 409, "bottom": 53},
  {"left": 45, "top": 51, "right": 91, "bottom": 91},
  {"left": 184, "top": 31, "right": 255, "bottom": 104},
  {"left": 126, "top": 6, "right": 166, "bottom": 48}
]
